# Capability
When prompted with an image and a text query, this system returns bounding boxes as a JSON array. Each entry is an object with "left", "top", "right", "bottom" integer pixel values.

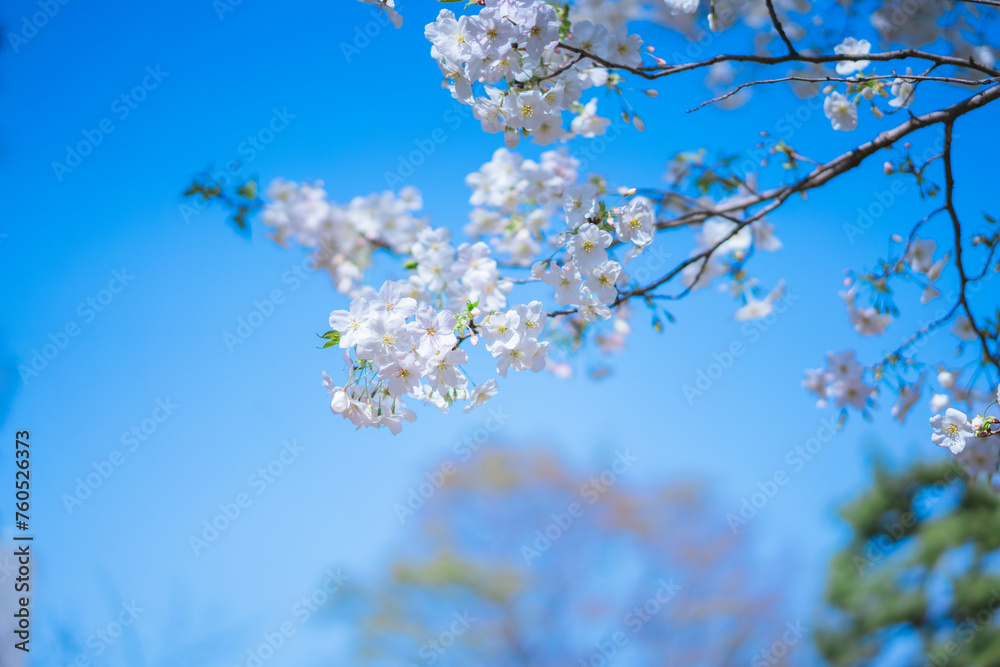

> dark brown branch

[
  {"left": 687, "top": 75, "right": 1000, "bottom": 113},
  {"left": 545, "top": 83, "right": 1000, "bottom": 319},
  {"left": 765, "top": 0, "right": 798, "bottom": 56},
  {"left": 555, "top": 44, "right": 1000, "bottom": 80},
  {"left": 942, "top": 120, "right": 1000, "bottom": 371}
]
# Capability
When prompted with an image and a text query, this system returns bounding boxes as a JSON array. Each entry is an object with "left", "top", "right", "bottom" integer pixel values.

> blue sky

[{"left": 1, "top": 1, "right": 995, "bottom": 664}]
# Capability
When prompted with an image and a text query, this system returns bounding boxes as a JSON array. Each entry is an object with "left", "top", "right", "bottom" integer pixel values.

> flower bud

[{"left": 331, "top": 390, "right": 350, "bottom": 414}]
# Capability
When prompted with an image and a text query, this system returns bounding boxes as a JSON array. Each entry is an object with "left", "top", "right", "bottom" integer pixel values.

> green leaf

[
  {"left": 320, "top": 330, "right": 341, "bottom": 344},
  {"left": 237, "top": 180, "right": 258, "bottom": 199},
  {"left": 557, "top": 3, "right": 571, "bottom": 39},
  {"left": 403, "top": 260, "right": 419, "bottom": 270}
]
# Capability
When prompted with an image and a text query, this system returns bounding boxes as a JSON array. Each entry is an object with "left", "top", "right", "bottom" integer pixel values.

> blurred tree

[
  {"left": 335, "top": 447, "right": 814, "bottom": 666},
  {"left": 816, "top": 459, "right": 1000, "bottom": 666}
]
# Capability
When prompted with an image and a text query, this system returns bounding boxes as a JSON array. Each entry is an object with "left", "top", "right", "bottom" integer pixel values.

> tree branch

[
  {"left": 942, "top": 120, "right": 1000, "bottom": 372},
  {"left": 765, "top": 0, "right": 798, "bottom": 56},
  {"left": 546, "top": 83, "right": 1000, "bottom": 319},
  {"left": 555, "top": 44, "right": 1000, "bottom": 80},
  {"left": 687, "top": 75, "right": 1000, "bottom": 113}
]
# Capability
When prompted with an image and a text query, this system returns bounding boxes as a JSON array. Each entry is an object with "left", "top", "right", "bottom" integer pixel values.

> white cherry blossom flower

[
  {"left": 584, "top": 261, "right": 622, "bottom": 304},
  {"left": 889, "top": 68, "right": 916, "bottom": 108},
  {"left": 568, "top": 223, "right": 613, "bottom": 270},
  {"left": 824, "top": 92, "right": 858, "bottom": 132},
  {"left": 834, "top": 37, "right": 871, "bottom": 75},
  {"left": 464, "top": 378, "right": 499, "bottom": 412},
  {"left": 930, "top": 407, "right": 975, "bottom": 454}
]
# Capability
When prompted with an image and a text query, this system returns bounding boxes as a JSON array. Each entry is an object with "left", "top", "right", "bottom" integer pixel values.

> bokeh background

[{"left": 1, "top": 1, "right": 996, "bottom": 665}]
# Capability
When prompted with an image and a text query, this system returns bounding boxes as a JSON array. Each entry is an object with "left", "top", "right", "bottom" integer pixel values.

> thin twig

[{"left": 688, "top": 75, "right": 1000, "bottom": 112}]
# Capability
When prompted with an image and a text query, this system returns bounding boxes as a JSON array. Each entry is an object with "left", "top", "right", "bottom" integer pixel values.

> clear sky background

[{"left": 0, "top": 1, "right": 994, "bottom": 665}]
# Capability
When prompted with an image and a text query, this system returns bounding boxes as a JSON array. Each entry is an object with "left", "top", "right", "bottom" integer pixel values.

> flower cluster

[
  {"left": 803, "top": 350, "right": 876, "bottom": 412},
  {"left": 822, "top": 38, "right": 919, "bottom": 133},
  {"left": 319, "top": 0, "right": 999, "bottom": 451},
  {"left": 929, "top": 387, "right": 1000, "bottom": 484},
  {"left": 424, "top": 0, "right": 643, "bottom": 147},
  {"left": 322, "top": 278, "right": 514, "bottom": 434},
  {"left": 305, "top": 139, "right": 680, "bottom": 432},
  {"left": 465, "top": 146, "right": 659, "bottom": 316},
  {"left": 464, "top": 147, "right": 579, "bottom": 264},
  {"left": 928, "top": 370, "right": 995, "bottom": 415},
  {"left": 262, "top": 179, "right": 425, "bottom": 294},
  {"left": 840, "top": 285, "right": 892, "bottom": 337}
]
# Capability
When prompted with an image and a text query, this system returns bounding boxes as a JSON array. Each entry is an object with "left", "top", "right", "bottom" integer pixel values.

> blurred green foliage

[{"left": 816, "top": 459, "right": 1000, "bottom": 666}]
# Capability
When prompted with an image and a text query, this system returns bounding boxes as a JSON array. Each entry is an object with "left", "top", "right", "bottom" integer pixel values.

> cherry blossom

[
  {"left": 824, "top": 92, "right": 858, "bottom": 132},
  {"left": 930, "top": 408, "right": 975, "bottom": 454},
  {"left": 833, "top": 38, "right": 872, "bottom": 75},
  {"left": 243, "top": 0, "right": 1000, "bottom": 456}
]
